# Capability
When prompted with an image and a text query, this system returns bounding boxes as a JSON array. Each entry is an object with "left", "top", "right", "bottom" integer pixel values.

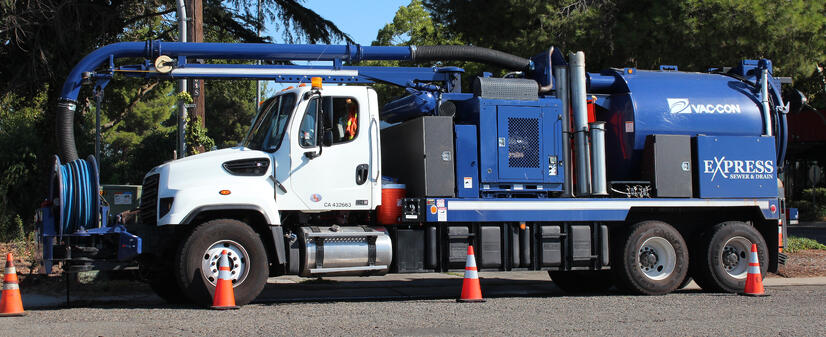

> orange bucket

[{"left": 377, "top": 184, "right": 406, "bottom": 224}]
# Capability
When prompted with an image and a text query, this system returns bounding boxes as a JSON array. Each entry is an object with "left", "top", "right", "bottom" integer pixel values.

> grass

[{"left": 786, "top": 236, "right": 826, "bottom": 253}]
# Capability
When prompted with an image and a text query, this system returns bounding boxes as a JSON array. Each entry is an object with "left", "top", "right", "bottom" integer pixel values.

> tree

[
  {"left": 0, "top": 0, "right": 350, "bottom": 236},
  {"left": 425, "top": 0, "right": 826, "bottom": 106}
]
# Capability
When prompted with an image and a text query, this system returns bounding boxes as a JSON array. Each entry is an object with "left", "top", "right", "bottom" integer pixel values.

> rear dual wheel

[
  {"left": 613, "top": 221, "right": 689, "bottom": 295},
  {"left": 691, "top": 221, "right": 768, "bottom": 293}
]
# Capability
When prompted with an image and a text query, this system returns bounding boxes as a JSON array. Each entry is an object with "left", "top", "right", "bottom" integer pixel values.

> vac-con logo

[
  {"left": 703, "top": 156, "right": 774, "bottom": 182},
  {"left": 667, "top": 98, "right": 742, "bottom": 114}
]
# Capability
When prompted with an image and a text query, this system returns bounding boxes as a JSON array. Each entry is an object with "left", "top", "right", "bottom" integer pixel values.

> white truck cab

[{"left": 143, "top": 84, "right": 382, "bottom": 227}]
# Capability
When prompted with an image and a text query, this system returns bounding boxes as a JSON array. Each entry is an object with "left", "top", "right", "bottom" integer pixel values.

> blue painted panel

[
  {"left": 497, "top": 105, "right": 544, "bottom": 181},
  {"left": 479, "top": 100, "right": 499, "bottom": 182},
  {"left": 454, "top": 124, "right": 480, "bottom": 198},
  {"left": 695, "top": 135, "right": 778, "bottom": 198},
  {"left": 542, "top": 104, "right": 565, "bottom": 185}
]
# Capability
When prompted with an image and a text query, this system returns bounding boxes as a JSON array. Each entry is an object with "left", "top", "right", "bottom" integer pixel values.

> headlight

[{"left": 222, "top": 158, "right": 270, "bottom": 176}]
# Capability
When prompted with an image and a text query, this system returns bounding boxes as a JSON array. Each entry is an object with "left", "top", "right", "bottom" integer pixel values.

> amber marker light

[
  {"left": 311, "top": 77, "right": 323, "bottom": 89},
  {"left": 219, "top": 190, "right": 231, "bottom": 195}
]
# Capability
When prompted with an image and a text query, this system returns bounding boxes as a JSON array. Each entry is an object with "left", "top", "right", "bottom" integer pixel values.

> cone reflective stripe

[
  {"left": 463, "top": 250, "right": 478, "bottom": 280},
  {"left": 457, "top": 245, "right": 485, "bottom": 303},
  {"left": 211, "top": 250, "right": 239, "bottom": 310},
  {"left": 748, "top": 250, "right": 761, "bottom": 274},
  {"left": 741, "top": 243, "right": 767, "bottom": 297},
  {"left": 0, "top": 253, "right": 26, "bottom": 317}
]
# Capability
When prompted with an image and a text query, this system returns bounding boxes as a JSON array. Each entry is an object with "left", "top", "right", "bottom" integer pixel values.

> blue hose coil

[{"left": 51, "top": 155, "right": 99, "bottom": 235}]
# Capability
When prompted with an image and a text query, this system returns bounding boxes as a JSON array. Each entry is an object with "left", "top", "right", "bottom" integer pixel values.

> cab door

[{"left": 287, "top": 87, "right": 374, "bottom": 210}]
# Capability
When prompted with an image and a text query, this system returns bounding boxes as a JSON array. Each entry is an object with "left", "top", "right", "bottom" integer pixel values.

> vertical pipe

[
  {"left": 590, "top": 122, "right": 608, "bottom": 196},
  {"left": 554, "top": 66, "right": 573, "bottom": 197},
  {"left": 94, "top": 89, "right": 102, "bottom": 166},
  {"left": 569, "top": 51, "right": 591, "bottom": 196},
  {"left": 760, "top": 68, "right": 773, "bottom": 137},
  {"left": 175, "top": 0, "right": 188, "bottom": 158}
]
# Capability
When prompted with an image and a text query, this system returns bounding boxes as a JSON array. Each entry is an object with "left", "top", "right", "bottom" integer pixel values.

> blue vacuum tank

[{"left": 602, "top": 69, "right": 765, "bottom": 180}]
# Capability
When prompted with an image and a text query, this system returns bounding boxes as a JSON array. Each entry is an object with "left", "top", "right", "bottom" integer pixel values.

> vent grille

[
  {"left": 222, "top": 158, "right": 270, "bottom": 176},
  {"left": 139, "top": 174, "right": 159, "bottom": 225},
  {"left": 507, "top": 117, "right": 540, "bottom": 168}
]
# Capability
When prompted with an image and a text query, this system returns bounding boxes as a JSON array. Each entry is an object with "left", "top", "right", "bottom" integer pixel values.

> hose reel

[{"left": 49, "top": 155, "right": 101, "bottom": 236}]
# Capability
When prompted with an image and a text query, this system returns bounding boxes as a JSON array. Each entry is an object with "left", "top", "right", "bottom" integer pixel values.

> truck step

[{"left": 309, "top": 265, "right": 389, "bottom": 274}]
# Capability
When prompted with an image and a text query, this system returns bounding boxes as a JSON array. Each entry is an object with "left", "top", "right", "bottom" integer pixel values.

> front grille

[{"left": 139, "top": 174, "right": 159, "bottom": 225}]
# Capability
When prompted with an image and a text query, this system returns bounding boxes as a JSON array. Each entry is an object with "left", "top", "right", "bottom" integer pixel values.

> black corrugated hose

[
  {"left": 57, "top": 99, "right": 80, "bottom": 163},
  {"left": 413, "top": 45, "right": 532, "bottom": 71}
]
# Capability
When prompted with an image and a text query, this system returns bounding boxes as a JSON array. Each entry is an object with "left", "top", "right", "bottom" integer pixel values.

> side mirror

[{"left": 784, "top": 89, "right": 807, "bottom": 114}]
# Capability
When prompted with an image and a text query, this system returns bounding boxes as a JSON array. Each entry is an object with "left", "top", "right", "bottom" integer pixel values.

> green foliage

[
  {"left": 790, "top": 187, "right": 826, "bottom": 221},
  {"left": 786, "top": 236, "right": 826, "bottom": 253},
  {"left": 186, "top": 115, "right": 215, "bottom": 155},
  {"left": 425, "top": 0, "right": 826, "bottom": 107},
  {"left": 204, "top": 79, "right": 257, "bottom": 148},
  {"left": 0, "top": 91, "right": 46, "bottom": 239},
  {"left": 373, "top": 0, "right": 461, "bottom": 46}
]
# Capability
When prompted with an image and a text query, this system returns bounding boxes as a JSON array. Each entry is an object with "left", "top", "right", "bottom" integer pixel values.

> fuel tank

[
  {"left": 299, "top": 226, "right": 392, "bottom": 277},
  {"left": 601, "top": 69, "right": 765, "bottom": 180}
]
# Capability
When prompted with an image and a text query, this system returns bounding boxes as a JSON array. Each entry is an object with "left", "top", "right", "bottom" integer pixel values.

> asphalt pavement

[
  {"left": 6, "top": 271, "right": 826, "bottom": 336},
  {"left": 3, "top": 280, "right": 825, "bottom": 336}
]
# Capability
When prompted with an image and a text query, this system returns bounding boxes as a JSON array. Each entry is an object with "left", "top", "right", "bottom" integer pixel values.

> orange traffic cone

[
  {"left": 457, "top": 245, "right": 485, "bottom": 303},
  {"left": 0, "top": 253, "right": 26, "bottom": 316},
  {"left": 211, "top": 250, "right": 239, "bottom": 310},
  {"left": 740, "top": 243, "right": 768, "bottom": 297}
]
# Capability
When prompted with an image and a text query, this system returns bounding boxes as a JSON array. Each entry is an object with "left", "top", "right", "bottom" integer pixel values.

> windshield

[{"left": 243, "top": 93, "right": 297, "bottom": 151}]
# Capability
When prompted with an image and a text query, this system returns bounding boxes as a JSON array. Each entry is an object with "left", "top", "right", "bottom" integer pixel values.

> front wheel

[
  {"left": 175, "top": 219, "right": 268, "bottom": 306},
  {"left": 691, "top": 221, "right": 768, "bottom": 293},
  {"left": 613, "top": 221, "right": 689, "bottom": 295}
]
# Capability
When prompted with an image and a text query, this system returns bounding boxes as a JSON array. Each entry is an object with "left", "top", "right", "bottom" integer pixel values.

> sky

[
  {"left": 268, "top": 0, "right": 411, "bottom": 45},
  {"left": 261, "top": 0, "right": 410, "bottom": 92}
]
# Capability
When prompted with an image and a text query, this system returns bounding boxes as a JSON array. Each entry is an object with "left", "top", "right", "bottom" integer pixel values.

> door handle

[{"left": 356, "top": 164, "right": 369, "bottom": 185}]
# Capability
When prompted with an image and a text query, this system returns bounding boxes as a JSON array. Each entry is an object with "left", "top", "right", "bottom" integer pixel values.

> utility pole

[
  {"left": 256, "top": 0, "right": 262, "bottom": 110},
  {"left": 187, "top": 0, "right": 206, "bottom": 129},
  {"left": 175, "top": 0, "right": 187, "bottom": 157}
]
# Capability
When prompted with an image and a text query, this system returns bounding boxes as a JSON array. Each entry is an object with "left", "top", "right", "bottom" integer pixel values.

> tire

[
  {"left": 677, "top": 276, "right": 693, "bottom": 290},
  {"left": 612, "top": 220, "right": 689, "bottom": 295},
  {"left": 691, "top": 221, "right": 768, "bottom": 293},
  {"left": 175, "top": 219, "right": 268, "bottom": 306},
  {"left": 548, "top": 270, "right": 613, "bottom": 294}
]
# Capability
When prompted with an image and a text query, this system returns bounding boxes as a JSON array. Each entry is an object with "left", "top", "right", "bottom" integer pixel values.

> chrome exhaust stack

[{"left": 569, "top": 51, "right": 591, "bottom": 196}]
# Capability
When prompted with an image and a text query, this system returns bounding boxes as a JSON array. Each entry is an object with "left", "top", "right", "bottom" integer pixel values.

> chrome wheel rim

[
  {"left": 638, "top": 237, "right": 676, "bottom": 281},
  {"left": 201, "top": 240, "right": 249, "bottom": 287},
  {"left": 721, "top": 236, "right": 751, "bottom": 279}
]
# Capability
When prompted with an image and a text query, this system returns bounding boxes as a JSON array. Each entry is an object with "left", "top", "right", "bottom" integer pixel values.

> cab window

[
  {"left": 244, "top": 93, "right": 296, "bottom": 152},
  {"left": 298, "top": 96, "right": 359, "bottom": 147}
]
